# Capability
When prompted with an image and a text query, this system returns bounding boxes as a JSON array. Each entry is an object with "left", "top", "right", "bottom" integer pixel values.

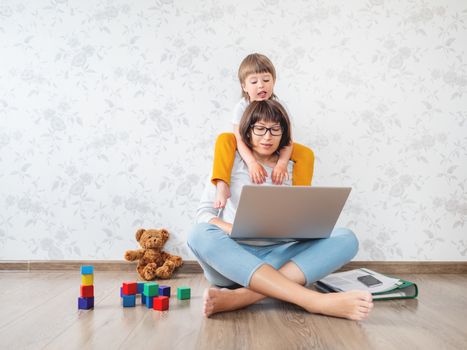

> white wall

[{"left": 0, "top": 0, "right": 466, "bottom": 261}]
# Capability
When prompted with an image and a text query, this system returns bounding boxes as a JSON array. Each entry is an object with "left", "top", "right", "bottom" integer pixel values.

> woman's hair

[
  {"left": 239, "top": 100, "right": 291, "bottom": 152},
  {"left": 238, "top": 53, "right": 277, "bottom": 100}
]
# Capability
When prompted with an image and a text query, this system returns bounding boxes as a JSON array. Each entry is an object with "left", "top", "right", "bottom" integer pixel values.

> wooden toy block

[
  {"left": 81, "top": 274, "right": 93, "bottom": 286},
  {"left": 143, "top": 282, "right": 159, "bottom": 297},
  {"left": 177, "top": 286, "right": 191, "bottom": 300},
  {"left": 145, "top": 294, "right": 154, "bottom": 308},
  {"left": 159, "top": 285, "right": 171, "bottom": 297},
  {"left": 122, "top": 282, "right": 137, "bottom": 295},
  {"left": 80, "top": 265, "right": 94, "bottom": 275},
  {"left": 78, "top": 297, "right": 94, "bottom": 310},
  {"left": 80, "top": 285, "right": 94, "bottom": 298},
  {"left": 137, "top": 282, "right": 145, "bottom": 294},
  {"left": 153, "top": 296, "right": 169, "bottom": 311},
  {"left": 122, "top": 294, "right": 136, "bottom": 307}
]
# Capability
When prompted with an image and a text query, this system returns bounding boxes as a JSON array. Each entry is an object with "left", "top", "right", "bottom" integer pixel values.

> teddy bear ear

[
  {"left": 161, "top": 228, "right": 169, "bottom": 238},
  {"left": 136, "top": 229, "right": 145, "bottom": 242}
]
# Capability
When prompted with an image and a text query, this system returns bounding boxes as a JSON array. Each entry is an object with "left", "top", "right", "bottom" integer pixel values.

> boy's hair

[
  {"left": 239, "top": 100, "right": 291, "bottom": 152},
  {"left": 238, "top": 53, "right": 277, "bottom": 100}
]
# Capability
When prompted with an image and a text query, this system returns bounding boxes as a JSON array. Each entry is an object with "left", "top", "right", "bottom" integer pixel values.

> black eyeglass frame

[{"left": 250, "top": 124, "right": 283, "bottom": 136}]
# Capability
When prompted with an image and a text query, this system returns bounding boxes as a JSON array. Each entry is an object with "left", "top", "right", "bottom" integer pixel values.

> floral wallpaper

[{"left": 0, "top": 0, "right": 466, "bottom": 261}]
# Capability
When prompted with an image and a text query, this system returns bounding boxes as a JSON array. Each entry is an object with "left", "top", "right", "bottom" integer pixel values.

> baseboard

[
  {"left": 0, "top": 260, "right": 203, "bottom": 274},
  {"left": 1, "top": 260, "right": 467, "bottom": 274}
]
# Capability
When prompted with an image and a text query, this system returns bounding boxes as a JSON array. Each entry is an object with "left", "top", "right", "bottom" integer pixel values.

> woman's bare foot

[
  {"left": 203, "top": 287, "right": 252, "bottom": 317},
  {"left": 214, "top": 180, "right": 231, "bottom": 208},
  {"left": 203, "top": 287, "right": 373, "bottom": 321},
  {"left": 310, "top": 290, "right": 374, "bottom": 321}
]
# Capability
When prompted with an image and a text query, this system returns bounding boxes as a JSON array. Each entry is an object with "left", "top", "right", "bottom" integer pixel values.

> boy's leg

[
  {"left": 211, "top": 133, "right": 237, "bottom": 208},
  {"left": 211, "top": 133, "right": 237, "bottom": 186},
  {"left": 291, "top": 143, "right": 314, "bottom": 186}
]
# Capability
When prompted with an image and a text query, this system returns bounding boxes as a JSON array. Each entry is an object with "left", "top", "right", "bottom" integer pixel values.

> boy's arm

[
  {"left": 233, "top": 125, "right": 256, "bottom": 166},
  {"left": 272, "top": 142, "right": 293, "bottom": 184},
  {"left": 233, "top": 125, "right": 267, "bottom": 184}
]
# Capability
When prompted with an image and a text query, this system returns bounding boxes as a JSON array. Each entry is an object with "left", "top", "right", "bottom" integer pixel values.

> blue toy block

[
  {"left": 144, "top": 294, "right": 154, "bottom": 308},
  {"left": 141, "top": 294, "right": 146, "bottom": 304},
  {"left": 78, "top": 297, "right": 94, "bottom": 310},
  {"left": 137, "top": 282, "right": 145, "bottom": 294},
  {"left": 159, "top": 285, "right": 171, "bottom": 297},
  {"left": 122, "top": 294, "right": 136, "bottom": 307},
  {"left": 80, "top": 265, "right": 94, "bottom": 275}
]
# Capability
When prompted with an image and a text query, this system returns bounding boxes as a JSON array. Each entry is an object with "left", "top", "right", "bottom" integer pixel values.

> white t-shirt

[
  {"left": 231, "top": 98, "right": 294, "bottom": 128},
  {"left": 196, "top": 152, "right": 294, "bottom": 246}
]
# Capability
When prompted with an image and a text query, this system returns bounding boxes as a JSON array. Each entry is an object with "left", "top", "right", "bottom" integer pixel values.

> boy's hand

[
  {"left": 272, "top": 162, "right": 289, "bottom": 185},
  {"left": 248, "top": 161, "right": 268, "bottom": 184}
]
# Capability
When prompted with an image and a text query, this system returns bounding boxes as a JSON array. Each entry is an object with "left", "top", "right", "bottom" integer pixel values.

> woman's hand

[
  {"left": 248, "top": 161, "right": 268, "bottom": 184},
  {"left": 209, "top": 217, "right": 233, "bottom": 235},
  {"left": 272, "top": 161, "right": 289, "bottom": 185}
]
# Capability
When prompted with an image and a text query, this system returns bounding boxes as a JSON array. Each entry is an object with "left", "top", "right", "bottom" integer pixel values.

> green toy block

[
  {"left": 177, "top": 286, "right": 191, "bottom": 300},
  {"left": 143, "top": 282, "right": 159, "bottom": 297}
]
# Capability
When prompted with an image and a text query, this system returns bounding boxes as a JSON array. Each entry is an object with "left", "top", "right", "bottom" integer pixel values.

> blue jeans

[{"left": 187, "top": 223, "right": 359, "bottom": 288}]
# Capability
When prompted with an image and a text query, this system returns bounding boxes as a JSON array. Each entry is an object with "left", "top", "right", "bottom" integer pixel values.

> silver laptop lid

[{"left": 230, "top": 186, "right": 351, "bottom": 240}]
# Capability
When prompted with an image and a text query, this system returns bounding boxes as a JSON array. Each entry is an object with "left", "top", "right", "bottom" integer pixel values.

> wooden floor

[{"left": 0, "top": 271, "right": 466, "bottom": 350}]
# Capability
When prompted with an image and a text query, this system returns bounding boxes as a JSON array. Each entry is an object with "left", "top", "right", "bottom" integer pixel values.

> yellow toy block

[{"left": 81, "top": 274, "right": 93, "bottom": 286}]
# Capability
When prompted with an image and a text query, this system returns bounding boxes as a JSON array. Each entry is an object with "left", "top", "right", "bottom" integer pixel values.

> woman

[{"left": 187, "top": 100, "right": 373, "bottom": 320}]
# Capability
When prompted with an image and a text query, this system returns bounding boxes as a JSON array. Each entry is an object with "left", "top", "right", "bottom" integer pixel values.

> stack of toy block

[
  {"left": 121, "top": 282, "right": 137, "bottom": 307},
  {"left": 154, "top": 285, "right": 171, "bottom": 311},
  {"left": 78, "top": 265, "right": 94, "bottom": 310},
  {"left": 142, "top": 282, "right": 158, "bottom": 308}
]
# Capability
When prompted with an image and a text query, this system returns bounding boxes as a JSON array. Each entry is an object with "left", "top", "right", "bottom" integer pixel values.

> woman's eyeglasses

[{"left": 250, "top": 125, "right": 283, "bottom": 136}]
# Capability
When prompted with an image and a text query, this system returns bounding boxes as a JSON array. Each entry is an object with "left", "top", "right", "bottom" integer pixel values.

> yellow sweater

[{"left": 211, "top": 133, "right": 314, "bottom": 187}]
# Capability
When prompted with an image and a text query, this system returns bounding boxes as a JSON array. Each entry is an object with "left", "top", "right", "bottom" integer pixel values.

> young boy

[{"left": 212, "top": 53, "right": 314, "bottom": 208}]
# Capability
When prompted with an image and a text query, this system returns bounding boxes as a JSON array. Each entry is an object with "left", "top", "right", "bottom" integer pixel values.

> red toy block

[
  {"left": 153, "top": 296, "right": 169, "bottom": 311},
  {"left": 80, "top": 285, "right": 94, "bottom": 298},
  {"left": 122, "top": 282, "right": 137, "bottom": 295}
]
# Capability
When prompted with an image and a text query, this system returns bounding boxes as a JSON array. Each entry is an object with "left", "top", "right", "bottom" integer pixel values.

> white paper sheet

[{"left": 319, "top": 268, "right": 401, "bottom": 293}]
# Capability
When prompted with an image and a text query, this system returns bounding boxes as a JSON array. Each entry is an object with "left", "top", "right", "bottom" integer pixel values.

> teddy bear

[{"left": 124, "top": 228, "right": 183, "bottom": 281}]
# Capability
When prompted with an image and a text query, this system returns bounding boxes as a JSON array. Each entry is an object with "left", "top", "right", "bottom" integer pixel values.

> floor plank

[{"left": 0, "top": 271, "right": 466, "bottom": 350}]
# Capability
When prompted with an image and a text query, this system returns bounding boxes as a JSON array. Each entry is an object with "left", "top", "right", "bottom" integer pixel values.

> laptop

[{"left": 230, "top": 186, "right": 351, "bottom": 240}]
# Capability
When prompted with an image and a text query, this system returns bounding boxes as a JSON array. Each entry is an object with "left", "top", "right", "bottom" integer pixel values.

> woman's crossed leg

[{"left": 187, "top": 223, "right": 373, "bottom": 320}]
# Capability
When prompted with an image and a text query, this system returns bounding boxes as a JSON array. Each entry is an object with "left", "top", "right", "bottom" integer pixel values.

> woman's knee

[
  {"left": 334, "top": 228, "right": 359, "bottom": 259},
  {"left": 187, "top": 223, "right": 221, "bottom": 254},
  {"left": 187, "top": 223, "right": 211, "bottom": 251}
]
